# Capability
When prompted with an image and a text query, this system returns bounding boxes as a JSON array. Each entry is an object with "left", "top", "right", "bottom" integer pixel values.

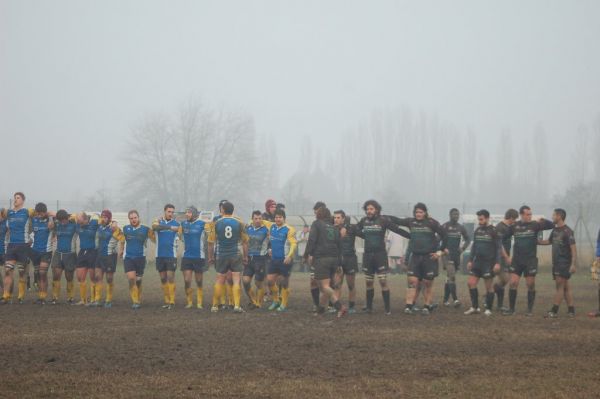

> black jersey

[
  {"left": 356, "top": 215, "right": 409, "bottom": 253},
  {"left": 549, "top": 225, "right": 576, "bottom": 267},
  {"left": 395, "top": 217, "right": 447, "bottom": 255},
  {"left": 469, "top": 224, "right": 502, "bottom": 263},
  {"left": 506, "top": 219, "right": 554, "bottom": 261},
  {"left": 442, "top": 221, "right": 470, "bottom": 256}
]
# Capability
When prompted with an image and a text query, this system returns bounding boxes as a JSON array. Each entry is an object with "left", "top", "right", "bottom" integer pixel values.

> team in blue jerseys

[{"left": 1, "top": 191, "right": 600, "bottom": 319}]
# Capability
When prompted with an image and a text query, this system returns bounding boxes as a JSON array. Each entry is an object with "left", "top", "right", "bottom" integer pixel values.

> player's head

[
  {"left": 333, "top": 210, "right": 346, "bottom": 226},
  {"left": 56, "top": 209, "right": 69, "bottom": 224},
  {"left": 303, "top": 224, "right": 309, "bottom": 232},
  {"left": 101, "top": 209, "right": 112, "bottom": 224},
  {"left": 221, "top": 201, "right": 234, "bottom": 216},
  {"left": 163, "top": 204, "right": 175, "bottom": 220},
  {"left": 413, "top": 202, "right": 428, "bottom": 220},
  {"left": 315, "top": 206, "right": 331, "bottom": 221},
  {"left": 313, "top": 201, "right": 327, "bottom": 216},
  {"left": 449, "top": 208, "right": 460, "bottom": 223},
  {"left": 274, "top": 209, "right": 286, "bottom": 226},
  {"left": 553, "top": 208, "right": 566, "bottom": 223},
  {"left": 265, "top": 199, "right": 277, "bottom": 215},
  {"left": 185, "top": 206, "right": 199, "bottom": 222},
  {"left": 13, "top": 192, "right": 25, "bottom": 207},
  {"left": 128, "top": 210, "right": 140, "bottom": 226},
  {"left": 476, "top": 209, "right": 490, "bottom": 225},
  {"left": 219, "top": 200, "right": 228, "bottom": 215},
  {"left": 251, "top": 210, "right": 263, "bottom": 226},
  {"left": 276, "top": 203, "right": 286, "bottom": 211},
  {"left": 76, "top": 211, "right": 89, "bottom": 225},
  {"left": 34, "top": 202, "right": 48, "bottom": 217},
  {"left": 0, "top": 208, "right": 6, "bottom": 220},
  {"left": 504, "top": 208, "right": 518, "bottom": 223},
  {"left": 519, "top": 205, "right": 532, "bottom": 222},
  {"left": 362, "top": 200, "right": 381, "bottom": 218}
]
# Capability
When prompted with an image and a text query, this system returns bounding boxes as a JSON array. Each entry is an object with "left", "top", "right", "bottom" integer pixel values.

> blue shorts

[
  {"left": 268, "top": 258, "right": 292, "bottom": 277},
  {"left": 181, "top": 258, "right": 208, "bottom": 273},
  {"left": 124, "top": 257, "right": 146, "bottom": 277}
]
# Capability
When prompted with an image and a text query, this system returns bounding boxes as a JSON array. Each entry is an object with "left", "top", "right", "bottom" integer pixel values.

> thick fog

[{"left": 1, "top": 1, "right": 599, "bottom": 218}]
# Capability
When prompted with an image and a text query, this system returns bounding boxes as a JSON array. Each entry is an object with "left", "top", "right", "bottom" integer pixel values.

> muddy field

[{"left": 1, "top": 265, "right": 600, "bottom": 398}]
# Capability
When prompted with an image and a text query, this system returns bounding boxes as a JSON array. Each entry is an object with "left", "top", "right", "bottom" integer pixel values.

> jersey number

[{"left": 224, "top": 226, "right": 233, "bottom": 239}]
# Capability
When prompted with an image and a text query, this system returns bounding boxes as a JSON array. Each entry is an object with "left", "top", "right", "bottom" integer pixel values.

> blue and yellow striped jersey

[
  {"left": 267, "top": 222, "right": 297, "bottom": 260},
  {"left": 246, "top": 223, "right": 269, "bottom": 257},
  {"left": 31, "top": 217, "right": 53, "bottom": 253},
  {"left": 181, "top": 219, "right": 208, "bottom": 259},
  {"left": 97, "top": 224, "right": 125, "bottom": 256},
  {"left": 54, "top": 220, "right": 77, "bottom": 253},
  {"left": 0, "top": 220, "right": 7, "bottom": 255},
  {"left": 7, "top": 208, "right": 34, "bottom": 244},
  {"left": 123, "top": 224, "right": 155, "bottom": 258},
  {"left": 77, "top": 216, "right": 100, "bottom": 250},
  {"left": 153, "top": 218, "right": 180, "bottom": 258},
  {"left": 208, "top": 216, "right": 248, "bottom": 259}
]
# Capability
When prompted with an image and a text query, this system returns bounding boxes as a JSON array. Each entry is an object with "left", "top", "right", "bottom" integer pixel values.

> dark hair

[
  {"left": 413, "top": 202, "right": 428, "bottom": 216},
  {"left": 221, "top": 201, "right": 234, "bottom": 215},
  {"left": 274, "top": 209, "right": 286, "bottom": 219},
  {"left": 519, "top": 205, "right": 531, "bottom": 215},
  {"left": 505, "top": 208, "right": 518, "bottom": 220},
  {"left": 554, "top": 208, "right": 567, "bottom": 221},
  {"left": 164, "top": 204, "right": 175, "bottom": 211},
  {"left": 35, "top": 202, "right": 47, "bottom": 214},
  {"left": 313, "top": 201, "right": 327, "bottom": 211},
  {"left": 476, "top": 209, "right": 490, "bottom": 218},
  {"left": 276, "top": 203, "right": 286, "bottom": 210},
  {"left": 14, "top": 192, "right": 25, "bottom": 201},
  {"left": 362, "top": 199, "right": 382, "bottom": 213},
  {"left": 128, "top": 209, "right": 139, "bottom": 217},
  {"left": 251, "top": 210, "right": 262, "bottom": 218},
  {"left": 56, "top": 209, "right": 69, "bottom": 221},
  {"left": 315, "top": 207, "right": 332, "bottom": 221},
  {"left": 449, "top": 208, "right": 459, "bottom": 215},
  {"left": 334, "top": 209, "right": 346, "bottom": 219}
]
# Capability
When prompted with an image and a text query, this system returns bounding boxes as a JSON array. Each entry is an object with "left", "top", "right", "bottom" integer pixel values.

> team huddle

[{"left": 2, "top": 191, "right": 600, "bottom": 319}]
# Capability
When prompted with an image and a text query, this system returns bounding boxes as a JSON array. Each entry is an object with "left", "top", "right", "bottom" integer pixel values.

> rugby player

[
  {"left": 464, "top": 210, "right": 502, "bottom": 316},
  {"left": 493, "top": 209, "right": 518, "bottom": 311},
  {"left": 120, "top": 210, "right": 155, "bottom": 309},
  {"left": 306, "top": 206, "right": 346, "bottom": 317},
  {"left": 306, "top": 202, "right": 327, "bottom": 311},
  {"left": 590, "top": 229, "right": 600, "bottom": 317},
  {"left": 0, "top": 208, "right": 7, "bottom": 294},
  {"left": 262, "top": 199, "right": 277, "bottom": 222},
  {"left": 75, "top": 212, "right": 100, "bottom": 305},
  {"left": 213, "top": 200, "right": 234, "bottom": 309},
  {"left": 152, "top": 204, "right": 180, "bottom": 309},
  {"left": 94, "top": 210, "right": 124, "bottom": 308},
  {"left": 180, "top": 206, "right": 209, "bottom": 309},
  {"left": 355, "top": 200, "right": 409, "bottom": 315},
  {"left": 538, "top": 209, "right": 577, "bottom": 318},
  {"left": 207, "top": 201, "right": 248, "bottom": 313},
  {"left": 333, "top": 210, "right": 358, "bottom": 313},
  {"left": 266, "top": 208, "right": 297, "bottom": 312},
  {"left": 1, "top": 192, "right": 35, "bottom": 304},
  {"left": 395, "top": 203, "right": 447, "bottom": 316},
  {"left": 502, "top": 205, "right": 554, "bottom": 316},
  {"left": 442, "top": 208, "right": 470, "bottom": 307},
  {"left": 50, "top": 210, "right": 78, "bottom": 304},
  {"left": 29, "top": 203, "right": 54, "bottom": 304},
  {"left": 243, "top": 211, "right": 270, "bottom": 309}
]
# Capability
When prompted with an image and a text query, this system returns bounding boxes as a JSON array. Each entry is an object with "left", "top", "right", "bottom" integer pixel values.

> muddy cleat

[
  {"left": 131, "top": 303, "right": 141, "bottom": 310},
  {"left": 337, "top": 306, "right": 348, "bottom": 318},
  {"left": 464, "top": 307, "right": 480, "bottom": 315},
  {"left": 404, "top": 307, "right": 416, "bottom": 315},
  {"left": 51, "top": 299, "right": 58, "bottom": 305},
  {"left": 246, "top": 302, "right": 258, "bottom": 310},
  {"left": 348, "top": 307, "right": 356, "bottom": 315},
  {"left": 39, "top": 299, "right": 46, "bottom": 306},
  {"left": 327, "top": 306, "right": 336, "bottom": 314},
  {"left": 385, "top": 310, "right": 392, "bottom": 316},
  {"left": 502, "top": 309, "right": 515, "bottom": 316},
  {"left": 587, "top": 310, "right": 600, "bottom": 318},
  {"left": 430, "top": 303, "right": 439, "bottom": 311},
  {"left": 18, "top": 299, "right": 25, "bottom": 305},
  {"left": 104, "top": 302, "right": 112, "bottom": 309},
  {"left": 453, "top": 300, "right": 461, "bottom": 308},
  {"left": 87, "top": 301, "right": 98, "bottom": 308},
  {"left": 276, "top": 305, "right": 287, "bottom": 313},
  {"left": 361, "top": 307, "right": 373, "bottom": 314},
  {"left": 75, "top": 300, "right": 86, "bottom": 306},
  {"left": 211, "top": 306, "right": 219, "bottom": 313},
  {"left": 484, "top": 309, "right": 492, "bottom": 316},
  {"left": 0, "top": 298, "right": 11, "bottom": 305},
  {"left": 567, "top": 311, "right": 575, "bottom": 318},
  {"left": 420, "top": 307, "right": 430, "bottom": 316},
  {"left": 196, "top": 304, "right": 203, "bottom": 310},
  {"left": 184, "top": 304, "right": 193, "bottom": 309},
  {"left": 443, "top": 301, "right": 451, "bottom": 307},
  {"left": 524, "top": 312, "right": 534, "bottom": 317},
  {"left": 233, "top": 306, "right": 245, "bottom": 313},
  {"left": 545, "top": 311, "right": 558, "bottom": 319},
  {"left": 268, "top": 302, "right": 280, "bottom": 311}
]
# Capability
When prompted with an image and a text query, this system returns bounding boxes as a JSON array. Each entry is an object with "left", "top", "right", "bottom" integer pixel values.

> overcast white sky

[{"left": 1, "top": 0, "right": 599, "bottom": 201}]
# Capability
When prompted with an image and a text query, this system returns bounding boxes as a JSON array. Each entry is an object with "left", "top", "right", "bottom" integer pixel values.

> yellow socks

[
  {"left": 39, "top": 289, "right": 47, "bottom": 300},
  {"left": 52, "top": 280, "right": 61, "bottom": 300},
  {"left": 281, "top": 287, "right": 290, "bottom": 308},
  {"left": 79, "top": 282, "right": 87, "bottom": 303},
  {"left": 196, "top": 287, "right": 203, "bottom": 307},
  {"left": 213, "top": 283, "right": 224, "bottom": 307},
  {"left": 67, "top": 281, "right": 74, "bottom": 300},
  {"left": 95, "top": 282, "right": 103, "bottom": 303},
  {"left": 169, "top": 283, "right": 175, "bottom": 305},
  {"left": 130, "top": 284, "right": 139, "bottom": 304},
  {"left": 233, "top": 284, "right": 241, "bottom": 308},
  {"left": 106, "top": 282, "right": 114, "bottom": 303},
  {"left": 186, "top": 287, "right": 193, "bottom": 306},
  {"left": 18, "top": 278, "right": 26, "bottom": 300},
  {"left": 256, "top": 287, "right": 265, "bottom": 307},
  {"left": 226, "top": 284, "right": 234, "bottom": 306},
  {"left": 271, "top": 285, "right": 280, "bottom": 303},
  {"left": 162, "top": 283, "right": 169, "bottom": 304},
  {"left": 137, "top": 283, "right": 143, "bottom": 302},
  {"left": 90, "top": 283, "right": 96, "bottom": 303},
  {"left": 220, "top": 285, "right": 226, "bottom": 305}
]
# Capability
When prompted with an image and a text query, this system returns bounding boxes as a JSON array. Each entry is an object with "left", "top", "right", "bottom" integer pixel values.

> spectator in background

[
  {"left": 296, "top": 225, "right": 310, "bottom": 272},
  {"left": 386, "top": 230, "right": 408, "bottom": 274}
]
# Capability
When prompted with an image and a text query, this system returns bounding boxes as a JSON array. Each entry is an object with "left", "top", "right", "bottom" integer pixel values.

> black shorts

[
  {"left": 29, "top": 250, "right": 52, "bottom": 267},
  {"left": 552, "top": 263, "right": 572, "bottom": 280},
  {"left": 509, "top": 257, "right": 538, "bottom": 277},
  {"left": 216, "top": 256, "right": 243, "bottom": 274},
  {"left": 124, "top": 257, "right": 146, "bottom": 277},
  {"left": 362, "top": 251, "right": 388, "bottom": 276},
  {"left": 51, "top": 252, "right": 77, "bottom": 272},
  {"left": 0, "top": 254, "right": 4, "bottom": 265},
  {"left": 470, "top": 259, "right": 495, "bottom": 279},
  {"left": 243, "top": 256, "right": 267, "bottom": 281},
  {"left": 156, "top": 257, "right": 177, "bottom": 272},
  {"left": 268, "top": 258, "right": 292, "bottom": 277},
  {"left": 341, "top": 254, "right": 358, "bottom": 275},
  {"left": 313, "top": 256, "right": 339, "bottom": 281},
  {"left": 77, "top": 249, "right": 98, "bottom": 269},
  {"left": 96, "top": 254, "right": 118, "bottom": 273},
  {"left": 408, "top": 253, "right": 438, "bottom": 280},
  {"left": 181, "top": 258, "right": 208, "bottom": 273},
  {"left": 5, "top": 243, "right": 30, "bottom": 266},
  {"left": 447, "top": 252, "right": 461, "bottom": 269}
]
